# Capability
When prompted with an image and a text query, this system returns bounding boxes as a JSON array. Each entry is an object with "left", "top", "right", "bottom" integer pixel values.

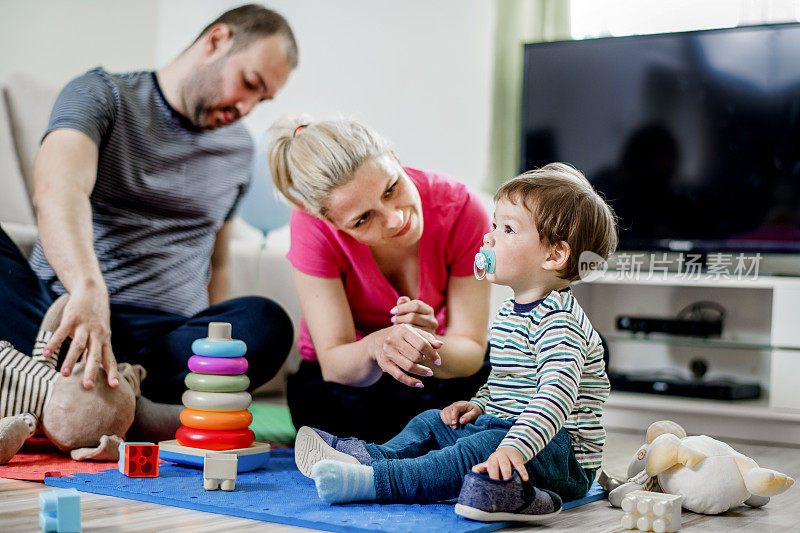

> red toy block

[{"left": 118, "top": 442, "right": 159, "bottom": 478}]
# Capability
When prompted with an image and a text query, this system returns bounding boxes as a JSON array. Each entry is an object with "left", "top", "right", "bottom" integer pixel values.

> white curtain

[{"left": 487, "top": 0, "right": 571, "bottom": 189}]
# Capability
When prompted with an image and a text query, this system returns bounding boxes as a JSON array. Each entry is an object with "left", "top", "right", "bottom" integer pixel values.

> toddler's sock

[
  {"left": 295, "top": 426, "right": 371, "bottom": 478},
  {"left": 311, "top": 460, "right": 377, "bottom": 503},
  {"left": 310, "top": 427, "right": 372, "bottom": 465}
]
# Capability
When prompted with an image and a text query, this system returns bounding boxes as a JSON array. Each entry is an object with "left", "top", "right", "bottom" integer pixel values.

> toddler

[{"left": 294, "top": 163, "right": 617, "bottom": 521}]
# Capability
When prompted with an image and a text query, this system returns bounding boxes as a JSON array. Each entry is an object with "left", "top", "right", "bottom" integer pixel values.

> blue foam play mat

[{"left": 44, "top": 449, "right": 605, "bottom": 532}]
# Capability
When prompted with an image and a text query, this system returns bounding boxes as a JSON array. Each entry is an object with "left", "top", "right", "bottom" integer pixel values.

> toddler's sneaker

[
  {"left": 455, "top": 471, "right": 562, "bottom": 522},
  {"left": 294, "top": 426, "right": 370, "bottom": 478}
]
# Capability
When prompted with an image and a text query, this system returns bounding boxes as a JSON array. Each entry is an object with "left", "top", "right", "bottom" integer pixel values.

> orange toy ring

[
  {"left": 176, "top": 426, "right": 255, "bottom": 451},
  {"left": 180, "top": 408, "right": 253, "bottom": 430}
]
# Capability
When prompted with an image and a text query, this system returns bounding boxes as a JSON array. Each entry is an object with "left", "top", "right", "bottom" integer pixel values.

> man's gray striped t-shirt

[{"left": 29, "top": 67, "right": 253, "bottom": 316}]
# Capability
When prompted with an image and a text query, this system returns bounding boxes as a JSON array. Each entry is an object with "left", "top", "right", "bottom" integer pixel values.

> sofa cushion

[
  {"left": 3, "top": 73, "right": 59, "bottom": 198},
  {"left": 0, "top": 83, "right": 35, "bottom": 226},
  {"left": 0, "top": 221, "right": 38, "bottom": 258}
]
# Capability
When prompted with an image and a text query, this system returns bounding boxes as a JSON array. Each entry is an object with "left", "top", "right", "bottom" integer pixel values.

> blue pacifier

[{"left": 473, "top": 247, "right": 496, "bottom": 280}]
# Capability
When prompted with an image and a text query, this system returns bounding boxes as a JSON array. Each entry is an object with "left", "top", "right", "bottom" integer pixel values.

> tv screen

[{"left": 520, "top": 23, "right": 800, "bottom": 254}]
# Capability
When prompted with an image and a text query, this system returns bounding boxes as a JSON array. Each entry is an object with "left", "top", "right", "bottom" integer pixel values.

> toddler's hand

[
  {"left": 440, "top": 401, "right": 482, "bottom": 429},
  {"left": 390, "top": 296, "right": 438, "bottom": 335},
  {"left": 472, "top": 447, "right": 528, "bottom": 482}
]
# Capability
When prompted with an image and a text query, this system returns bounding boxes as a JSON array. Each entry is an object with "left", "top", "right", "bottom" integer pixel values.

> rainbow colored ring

[
  {"left": 181, "top": 390, "right": 252, "bottom": 411},
  {"left": 184, "top": 372, "right": 249, "bottom": 393},
  {"left": 176, "top": 426, "right": 255, "bottom": 451},
  {"left": 191, "top": 338, "right": 247, "bottom": 358},
  {"left": 188, "top": 355, "right": 248, "bottom": 375}
]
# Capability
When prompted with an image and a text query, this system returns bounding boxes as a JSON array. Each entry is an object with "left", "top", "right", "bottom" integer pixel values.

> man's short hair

[
  {"left": 495, "top": 163, "right": 618, "bottom": 281},
  {"left": 195, "top": 4, "right": 298, "bottom": 68}
]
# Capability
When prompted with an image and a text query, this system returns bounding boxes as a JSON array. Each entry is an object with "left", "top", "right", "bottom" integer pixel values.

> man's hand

[
  {"left": 440, "top": 401, "right": 483, "bottom": 429},
  {"left": 472, "top": 447, "right": 528, "bottom": 481},
  {"left": 390, "top": 296, "right": 438, "bottom": 335},
  {"left": 43, "top": 284, "right": 119, "bottom": 390}
]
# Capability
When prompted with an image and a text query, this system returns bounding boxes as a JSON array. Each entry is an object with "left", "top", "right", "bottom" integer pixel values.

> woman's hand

[
  {"left": 390, "top": 296, "right": 438, "bottom": 335},
  {"left": 440, "top": 401, "right": 483, "bottom": 429},
  {"left": 369, "top": 323, "right": 443, "bottom": 388}
]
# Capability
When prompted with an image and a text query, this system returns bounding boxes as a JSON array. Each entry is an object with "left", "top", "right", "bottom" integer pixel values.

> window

[{"left": 571, "top": 0, "right": 800, "bottom": 40}]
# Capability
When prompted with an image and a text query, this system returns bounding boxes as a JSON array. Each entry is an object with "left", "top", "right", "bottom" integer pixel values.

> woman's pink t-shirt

[{"left": 286, "top": 167, "right": 490, "bottom": 361}]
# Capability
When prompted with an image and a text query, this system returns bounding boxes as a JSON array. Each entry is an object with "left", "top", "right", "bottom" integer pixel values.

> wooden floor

[{"left": 1, "top": 428, "right": 798, "bottom": 532}]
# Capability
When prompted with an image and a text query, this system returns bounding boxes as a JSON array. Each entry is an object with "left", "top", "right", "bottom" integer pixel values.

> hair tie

[{"left": 293, "top": 124, "right": 309, "bottom": 138}]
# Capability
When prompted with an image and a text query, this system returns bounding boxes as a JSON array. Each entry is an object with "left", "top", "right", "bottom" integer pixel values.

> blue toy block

[{"left": 39, "top": 488, "right": 81, "bottom": 533}]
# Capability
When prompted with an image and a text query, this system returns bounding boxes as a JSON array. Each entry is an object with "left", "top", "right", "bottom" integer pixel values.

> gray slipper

[
  {"left": 455, "top": 471, "right": 562, "bottom": 522},
  {"left": 294, "top": 426, "right": 361, "bottom": 478}
]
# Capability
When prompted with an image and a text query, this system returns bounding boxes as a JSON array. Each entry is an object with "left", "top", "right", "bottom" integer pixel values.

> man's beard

[{"left": 180, "top": 58, "right": 238, "bottom": 130}]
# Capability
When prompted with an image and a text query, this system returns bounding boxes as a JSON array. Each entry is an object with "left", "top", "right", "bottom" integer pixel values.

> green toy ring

[{"left": 184, "top": 372, "right": 250, "bottom": 393}]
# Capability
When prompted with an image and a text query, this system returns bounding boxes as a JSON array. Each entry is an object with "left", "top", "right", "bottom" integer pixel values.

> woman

[{"left": 269, "top": 118, "right": 491, "bottom": 442}]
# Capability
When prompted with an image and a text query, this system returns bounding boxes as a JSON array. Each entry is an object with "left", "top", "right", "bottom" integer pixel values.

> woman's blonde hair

[
  {"left": 495, "top": 162, "right": 619, "bottom": 281},
  {"left": 268, "top": 117, "right": 394, "bottom": 217}
]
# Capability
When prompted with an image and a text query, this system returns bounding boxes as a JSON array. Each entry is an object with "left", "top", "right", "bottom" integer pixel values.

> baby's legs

[
  {"left": 527, "top": 428, "right": 595, "bottom": 501},
  {"left": 367, "top": 409, "right": 478, "bottom": 461},
  {"left": 298, "top": 409, "right": 468, "bottom": 479},
  {"left": 372, "top": 418, "right": 512, "bottom": 503}
]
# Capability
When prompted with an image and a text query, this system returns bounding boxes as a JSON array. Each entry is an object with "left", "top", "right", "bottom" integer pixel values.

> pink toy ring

[{"left": 188, "top": 355, "right": 248, "bottom": 375}]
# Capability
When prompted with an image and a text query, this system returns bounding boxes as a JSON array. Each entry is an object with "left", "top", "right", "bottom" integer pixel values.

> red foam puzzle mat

[{"left": 0, "top": 438, "right": 118, "bottom": 482}]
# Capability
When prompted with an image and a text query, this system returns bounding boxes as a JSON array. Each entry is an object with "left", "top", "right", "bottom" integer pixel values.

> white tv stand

[{"left": 571, "top": 272, "right": 800, "bottom": 446}]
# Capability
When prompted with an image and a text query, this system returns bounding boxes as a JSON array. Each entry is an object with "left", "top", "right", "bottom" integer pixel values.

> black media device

[
  {"left": 520, "top": 23, "right": 800, "bottom": 256},
  {"left": 616, "top": 315, "right": 723, "bottom": 337},
  {"left": 609, "top": 372, "right": 762, "bottom": 401}
]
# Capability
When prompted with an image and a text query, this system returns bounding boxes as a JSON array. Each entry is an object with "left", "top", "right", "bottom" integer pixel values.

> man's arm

[
  {"left": 34, "top": 128, "right": 118, "bottom": 389},
  {"left": 208, "top": 220, "right": 233, "bottom": 305}
]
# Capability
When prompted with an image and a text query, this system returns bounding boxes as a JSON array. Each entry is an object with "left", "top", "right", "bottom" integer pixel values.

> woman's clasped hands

[{"left": 370, "top": 296, "right": 443, "bottom": 388}]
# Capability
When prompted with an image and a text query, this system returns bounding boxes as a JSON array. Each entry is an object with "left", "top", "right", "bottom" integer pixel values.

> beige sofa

[{"left": 0, "top": 74, "right": 54, "bottom": 256}]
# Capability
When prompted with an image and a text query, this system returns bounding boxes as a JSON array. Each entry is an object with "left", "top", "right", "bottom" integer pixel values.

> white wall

[
  {"left": 2, "top": 1, "right": 496, "bottom": 192},
  {"left": 1, "top": 0, "right": 159, "bottom": 89},
  {"left": 155, "top": 1, "right": 496, "bottom": 192}
]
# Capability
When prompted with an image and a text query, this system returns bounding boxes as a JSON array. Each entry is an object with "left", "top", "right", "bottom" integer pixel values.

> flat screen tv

[{"left": 520, "top": 23, "right": 800, "bottom": 255}]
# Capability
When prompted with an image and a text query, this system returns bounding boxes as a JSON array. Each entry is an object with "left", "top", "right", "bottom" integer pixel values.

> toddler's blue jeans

[{"left": 365, "top": 409, "right": 595, "bottom": 503}]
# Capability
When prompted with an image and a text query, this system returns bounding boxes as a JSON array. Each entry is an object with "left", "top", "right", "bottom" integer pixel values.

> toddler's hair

[
  {"left": 495, "top": 163, "right": 618, "bottom": 280},
  {"left": 268, "top": 117, "right": 394, "bottom": 217}
]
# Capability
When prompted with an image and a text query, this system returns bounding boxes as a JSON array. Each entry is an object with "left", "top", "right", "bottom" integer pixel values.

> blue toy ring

[{"left": 191, "top": 338, "right": 247, "bottom": 358}]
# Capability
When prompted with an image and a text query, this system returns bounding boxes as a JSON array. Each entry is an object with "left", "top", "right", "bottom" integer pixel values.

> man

[{"left": 0, "top": 4, "right": 297, "bottom": 407}]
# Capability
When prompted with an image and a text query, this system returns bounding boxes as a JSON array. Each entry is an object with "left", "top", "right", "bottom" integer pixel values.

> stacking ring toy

[
  {"left": 182, "top": 390, "right": 252, "bottom": 411},
  {"left": 191, "top": 338, "right": 247, "bottom": 358},
  {"left": 185, "top": 372, "right": 250, "bottom": 393},
  {"left": 180, "top": 408, "right": 252, "bottom": 430},
  {"left": 176, "top": 426, "right": 255, "bottom": 451},
  {"left": 188, "top": 355, "right": 248, "bottom": 375}
]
